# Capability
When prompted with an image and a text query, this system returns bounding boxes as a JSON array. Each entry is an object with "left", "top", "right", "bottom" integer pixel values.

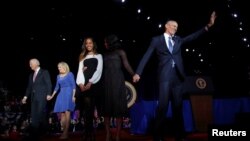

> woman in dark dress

[
  {"left": 103, "top": 34, "right": 135, "bottom": 141},
  {"left": 76, "top": 37, "right": 103, "bottom": 141}
]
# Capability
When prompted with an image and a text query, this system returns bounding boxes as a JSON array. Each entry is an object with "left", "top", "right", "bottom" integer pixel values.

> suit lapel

[
  {"left": 160, "top": 35, "right": 169, "bottom": 52},
  {"left": 33, "top": 69, "right": 42, "bottom": 83}
]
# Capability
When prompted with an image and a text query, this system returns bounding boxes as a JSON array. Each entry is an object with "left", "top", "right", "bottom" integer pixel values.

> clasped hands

[{"left": 79, "top": 82, "right": 92, "bottom": 92}]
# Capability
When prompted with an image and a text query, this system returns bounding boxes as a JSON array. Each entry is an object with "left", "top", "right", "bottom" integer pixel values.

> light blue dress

[{"left": 53, "top": 72, "right": 76, "bottom": 112}]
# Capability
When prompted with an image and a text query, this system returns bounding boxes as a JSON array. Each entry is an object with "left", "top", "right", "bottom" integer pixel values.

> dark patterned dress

[{"left": 103, "top": 49, "right": 134, "bottom": 117}]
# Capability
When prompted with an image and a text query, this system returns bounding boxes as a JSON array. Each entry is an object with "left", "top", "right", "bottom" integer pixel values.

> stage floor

[{"left": 3, "top": 128, "right": 208, "bottom": 141}]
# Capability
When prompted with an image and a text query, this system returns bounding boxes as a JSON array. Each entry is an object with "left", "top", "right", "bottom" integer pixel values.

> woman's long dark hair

[
  {"left": 79, "top": 37, "right": 98, "bottom": 61},
  {"left": 104, "top": 34, "right": 122, "bottom": 51}
]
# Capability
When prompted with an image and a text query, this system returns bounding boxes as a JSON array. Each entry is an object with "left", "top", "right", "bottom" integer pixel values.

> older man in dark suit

[
  {"left": 22, "top": 58, "right": 52, "bottom": 139},
  {"left": 133, "top": 11, "right": 217, "bottom": 141}
]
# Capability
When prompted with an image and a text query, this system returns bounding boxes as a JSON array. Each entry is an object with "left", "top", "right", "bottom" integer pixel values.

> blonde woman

[{"left": 47, "top": 61, "right": 76, "bottom": 139}]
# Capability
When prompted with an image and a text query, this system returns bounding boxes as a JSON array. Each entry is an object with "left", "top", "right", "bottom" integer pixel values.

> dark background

[{"left": 0, "top": 0, "right": 249, "bottom": 99}]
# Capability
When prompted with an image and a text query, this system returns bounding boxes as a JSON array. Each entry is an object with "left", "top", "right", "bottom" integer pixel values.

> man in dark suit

[
  {"left": 133, "top": 12, "right": 217, "bottom": 141},
  {"left": 22, "top": 58, "right": 52, "bottom": 140}
]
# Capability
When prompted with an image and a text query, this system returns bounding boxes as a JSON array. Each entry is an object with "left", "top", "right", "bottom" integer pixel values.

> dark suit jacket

[
  {"left": 25, "top": 68, "right": 52, "bottom": 101},
  {"left": 136, "top": 28, "right": 207, "bottom": 82}
]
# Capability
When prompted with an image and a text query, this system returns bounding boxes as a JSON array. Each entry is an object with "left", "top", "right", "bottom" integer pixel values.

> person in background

[
  {"left": 103, "top": 34, "right": 135, "bottom": 141},
  {"left": 21, "top": 58, "right": 52, "bottom": 140},
  {"left": 133, "top": 11, "right": 217, "bottom": 141},
  {"left": 76, "top": 37, "right": 103, "bottom": 141},
  {"left": 47, "top": 61, "right": 76, "bottom": 139}
]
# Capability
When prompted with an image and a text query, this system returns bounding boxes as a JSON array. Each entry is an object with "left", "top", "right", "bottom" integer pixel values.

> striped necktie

[{"left": 168, "top": 37, "right": 175, "bottom": 67}]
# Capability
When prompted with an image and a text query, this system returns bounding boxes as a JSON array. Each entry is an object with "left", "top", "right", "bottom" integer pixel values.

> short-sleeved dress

[
  {"left": 103, "top": 49, "right": 134, "bottom": 117},
  {"left": 53, "top": 72, "right": 76, "bottom": 112}
]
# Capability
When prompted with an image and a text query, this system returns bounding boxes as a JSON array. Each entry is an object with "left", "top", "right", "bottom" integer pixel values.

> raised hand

[{"left": 207, "top": 11, "right": 217, "bottom": 28}]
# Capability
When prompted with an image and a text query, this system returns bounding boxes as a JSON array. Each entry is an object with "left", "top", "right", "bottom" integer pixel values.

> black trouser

[
  {"left": 29, "top": 98, "right": 48, "bottom": 139},
  {"left": 154, "top": 67, "right": 185, "bottom": 140}
]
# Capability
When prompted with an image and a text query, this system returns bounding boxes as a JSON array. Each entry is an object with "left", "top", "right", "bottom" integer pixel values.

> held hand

[
  {"left": 21, "top": 97, "right": 27, "bottom": 104},
  {"left": 133, "top": 74, "right": 140, "bottom": 83},
  {"left": 47, "top": 95, "right": 52, "bottom": 101},
  {"left": 72, "top": 97, "right": 76, "bottom": 103}
]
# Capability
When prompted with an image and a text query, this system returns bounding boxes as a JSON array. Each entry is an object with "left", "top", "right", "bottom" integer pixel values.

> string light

[
  {"left": 137, "top": 9, "right": 141, "bottom": 14},
  {"left": 227, "top": 0, "right": 249, "bottom": 48}
]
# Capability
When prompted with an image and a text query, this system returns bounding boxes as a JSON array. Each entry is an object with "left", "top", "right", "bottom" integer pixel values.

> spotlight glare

[
  {"left": 242, "top": 38, "right": 247, "bottom": 42},
  {"left": 137, "top": 9, "right": 141, "bottom": 13},
  {"left": 232, "top": 13, "right": 238, "bottom": 18}
]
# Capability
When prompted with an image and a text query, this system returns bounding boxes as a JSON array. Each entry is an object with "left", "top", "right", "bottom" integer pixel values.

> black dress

[
  {"left": 83, "top": 58, "right": 98, "bottom": 83},
  {"left": 76, "top": 54, "right": 103, "bottom": 97},
  {"left": 76, "top": 54, "right": 103, "bottom": 137},
  {"left": 103, "top": 49, "right": 134, "bottom": 117}
]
